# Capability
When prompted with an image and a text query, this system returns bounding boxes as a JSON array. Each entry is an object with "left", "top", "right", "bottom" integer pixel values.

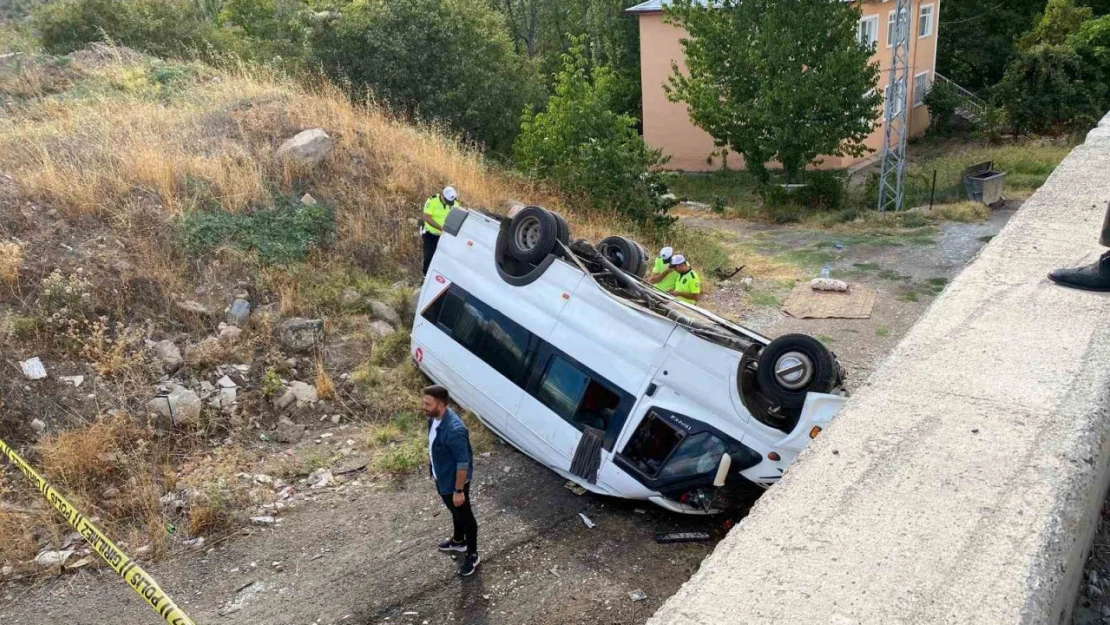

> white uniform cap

[
  {"left": 442, "top": 186, "right": 458, "bottom": 202},
  {"left": 659, "top": 246, "right": 674, "bottom": 260},
  {"left": 670, "top": 254, "right": 687, "bottom": 266}
]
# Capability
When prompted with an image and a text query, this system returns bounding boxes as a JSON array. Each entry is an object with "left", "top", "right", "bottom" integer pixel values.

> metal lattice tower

[{"left": 877, "top": 0, "right": 912, "bottom": 212}]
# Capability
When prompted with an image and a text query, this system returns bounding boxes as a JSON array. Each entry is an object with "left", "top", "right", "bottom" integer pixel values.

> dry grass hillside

[{"left": 0, "top": 44, "right": 629, "bottom": 578}]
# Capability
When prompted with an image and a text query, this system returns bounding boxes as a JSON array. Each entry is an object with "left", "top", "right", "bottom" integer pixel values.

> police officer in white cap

[
  {"left": 666, "top": 254, "right": 702, "bottom": 304},
  {"left": 648, "top": 246, "right": 679, "bottom": 293},
  {"left": 422, "top": 186, "right": 459, "bottom": 275}
]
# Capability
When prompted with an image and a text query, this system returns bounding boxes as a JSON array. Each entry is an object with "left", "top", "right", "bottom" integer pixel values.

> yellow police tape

[{"left": 0, "top": 437, "right": 198, "bottom": 625}]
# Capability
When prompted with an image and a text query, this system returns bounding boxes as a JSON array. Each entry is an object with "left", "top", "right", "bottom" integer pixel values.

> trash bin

[{"left": 962, "top": 161, "right": 1006, "bottom": 206}]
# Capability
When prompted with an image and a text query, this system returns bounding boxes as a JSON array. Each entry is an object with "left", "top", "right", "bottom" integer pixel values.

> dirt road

[
  {"left": 0, "top": 209, "right": 1017, "bottom": 625},
  {"left": 0, "top": 443, "right": 729, "bottom": 625}
]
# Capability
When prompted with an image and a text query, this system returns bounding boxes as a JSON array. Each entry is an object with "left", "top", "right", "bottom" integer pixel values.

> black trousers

[
  {"left": 439, "top": 482, "right": 477, "bottom": 555},
  {"left": 422, "top": 232, "right": 440, "bottom": 276}
]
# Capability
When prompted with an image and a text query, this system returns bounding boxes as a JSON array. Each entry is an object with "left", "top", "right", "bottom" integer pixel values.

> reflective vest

[
  {"left": 652, "top": 257, "right": 679, "bottom": 292},
  {"left": 674, "top": 269, "right": 702, "bottom": 304},
  {"left": 423, "top": 195, "right": 452, "bottom": 236}
]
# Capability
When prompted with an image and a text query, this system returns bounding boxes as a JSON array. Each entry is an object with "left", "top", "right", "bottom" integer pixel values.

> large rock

[
  {"left": 276, "top": 318, "right": 324, "bottom": 353},
  {"left": 369, "top": 320, "right": 396, "bottom": 340},
  {"left": 148, "top": 385, "right": 202, "bottom": 428},
  {"left": 276, "top": 129, "right": 333, "bottom": 167},
  {"left": 145, "top": 338, "right": 182, "bottom": 371},
  {"left": 275, "top": 417, "right": 305, "bottom": 444},
  {"left": 226, "top": 299, "right": 251, "bottom": 327},
  {"left": 368, "top": 298, "right": 401, "bottom": 328},
  {"left": 289, "top": 380, "right": 318, "bottom": 405}
]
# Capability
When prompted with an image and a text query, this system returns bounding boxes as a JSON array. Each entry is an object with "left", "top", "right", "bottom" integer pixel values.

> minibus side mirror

[{"left": 713, "top": 453, "right": 732, "bottom": 487}]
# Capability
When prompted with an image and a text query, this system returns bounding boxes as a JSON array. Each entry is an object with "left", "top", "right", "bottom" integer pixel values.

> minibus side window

[
  {"left": 536, "top": 355, "right": 624, "bottom": 438},
  {"left": 622, "top": 412, "right": 684, "bottom": 478},
  {"left": 657, "top": 432, "right": 727, "bottom": 479}
]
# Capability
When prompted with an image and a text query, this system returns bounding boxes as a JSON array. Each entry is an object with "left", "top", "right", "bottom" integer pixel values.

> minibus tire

[
  {"left": 755, "top": 334, "right": 838, "bottom": 411},
  {"left": 553, "top": 213, "right": 571, "bottom": 249},
  {"left": 599, "top": 236, "right": 646, "bottom": 277},
  {"left": 509, "top": 206, "right": 559, "bottom": 263}
]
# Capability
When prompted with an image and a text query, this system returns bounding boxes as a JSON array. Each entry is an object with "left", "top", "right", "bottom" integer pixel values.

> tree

[
  {"left": 995, "top": 42, "right": 1104, "bottom": 133},
  {"left": 514, "top": 40, "right": 672, "bottom": 225},
  {"left": 936, "top": 0, "right": 1048, "bottom": 93},
  {"left": 1018, "top": 0, "right": 1094, "bottom": 48},
  {"left": 664, "top": 0, "right": 881, "bottom": 183},
  {"left": 307, "top": 0, "right": 539, "bottom": 154}
]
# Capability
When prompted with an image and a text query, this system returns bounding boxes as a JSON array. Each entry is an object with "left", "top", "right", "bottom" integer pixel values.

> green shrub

[
  {"left": 179, "top": 195, "right": 335, "bottom": 264},
  {"left": 307, "top": 0, "right": 537, "bottom": 154},
  {"left": 34, "top": 0, "right": 224, "bottom": 57},
  {"left": 995, "top": 42, "right": 1105, "bottom": 134},
  {"left": 37, "top": 270, "right": 96, "bottom": 330},
  {"left": 797, "top": 171, "right": 845, "bottom": 211},
  {"left": 922, "top": 80, "right": 961, "bottom": 136},
  {"left": 515, "top": 40, "right": 675, "bottom": 227}
]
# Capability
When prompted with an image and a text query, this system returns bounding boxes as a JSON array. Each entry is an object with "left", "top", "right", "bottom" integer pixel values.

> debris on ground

[
  {"left": 783, "top": 282, "right": 876, "bottom": 320},
  {"left": 564, "top": 481, "right": 587, "bottom": 496},
  {"left": 219, "top": 581, "right": 265, "bottom": 616},
  {"left": 249, "top": 516, "right": 279, "bottom": 526},
  {"left": 20, "top": 357, "right": 46, "bottom": 380},
  {"left": 578, "top": 513, "right": 596, "bottom": 529},
  {"left": 629, "top": 589, "right": 648, "bottom": 602},
  {"left": 58, "top": 375, "right": 84, "bottom": 388},
  {"left": 655, "top": 531, "right": 711, "bottom": 544},
  {"left": 810, "top": 278, "right": 850, "bottom": 292},
  {"left": 34, "top": 549, "right": 75, "bottom": 568}
]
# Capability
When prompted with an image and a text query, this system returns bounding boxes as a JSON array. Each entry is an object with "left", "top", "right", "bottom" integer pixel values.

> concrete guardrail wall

[{"left": 649, "top": 111, "right": 1110, "bottom": 625}]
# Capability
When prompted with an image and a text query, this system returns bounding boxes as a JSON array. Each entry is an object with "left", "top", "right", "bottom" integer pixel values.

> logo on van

[
  {"left": 435, "top": 275, "right": 446, "bottom": 284},
  {"left": 414, "top": 347, "right": 424, "bottom": 363},
  {"left": 667, "top": 413, "right": 693, "bottom": 431}
]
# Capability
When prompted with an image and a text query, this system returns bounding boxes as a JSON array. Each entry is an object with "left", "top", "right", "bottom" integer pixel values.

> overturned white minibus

[{"left": 411, "top": 206, "right": 846, "bottom": 514}]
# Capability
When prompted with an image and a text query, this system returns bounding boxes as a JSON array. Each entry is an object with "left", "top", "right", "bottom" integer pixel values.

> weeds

[
  {"left": 179, "top": 196, "right": 336, "bottom": 264},
  {"left": 314, "top": 358, "right": 335, "bottom": 400},
  {"left": 0, "top": 240, "right": 22, "bottom": 285},
  {"left": 37, "top": 270, "right": 96, "bottom": 331},
  {"left": 875, "top": 326, "right": 890, "bottom": 337}
]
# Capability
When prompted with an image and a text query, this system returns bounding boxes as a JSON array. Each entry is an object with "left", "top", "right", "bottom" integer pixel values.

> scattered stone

[
  {"left": 1, "top": 565, "right": 13, "bottom": 579},
  {"left": 276, "top": 486, "right": 295, "bottom": 501},
  {"left": 200, "top": 380, "right": 216, "bottom": 394},
  {"left": 30, "top": 419, "right": 46, "bottom": 435},
  {"left": 307, "top": 468, "right": 333, "bottom": 489},
  {"left": 176, "top": 300, "right": 213, "bottom": 316},
  {"left": 134, "top": 545, "right": 153, "bottom": 557},
  {"left": 34, "top": 549, "right": 75, "bottom": 568},
  {"left": 502, "top": 466, "right": 511, "bottom": 474},
  {"left": 369, "top": 320, "right": 396, "bottom": 340},
  {"left": 216, "top": 375, "right": 237, "bottom": 389},
  {"left": 330, "top": 414, "right": 342, "bottom": 424},
  {"left": 68, "top": 556, "right": 94, "bottom": 570},
  {"left": 20, "top": 357, "right": 46, "bottom": 380},
  {"left": 149, "top": 339, "right": 184, "bottom": 373},
  {"left": 741, "top": 277, "right": 754, "bottom": 288},
  {"left": 289, "top": 380, "right": 318, "bottom": 405},
  {"left": 276, "top": 318, "right": 324, "bottom": 353},
  {"left": 254, "top": 474, "right": 274, "bottom": 485},
  {"left": 274, "top": 389, "right": 297, "bottom": 411},
  {"left": 275, "top": 417, "right": 305, "bottom": 444},
  {"left": 148, "top": 385, "right": 202, "bottom": 428},
  {"left": 276, "top": 128, "right": 333, "bottom": 167},
  {"left": 58, "top": 375, "right": 84, "bottom": 388},
  {"left": 218, "top": 323, "right": 243, "bottom": 344},
  {"left": 368, "top": 299, "right": 402, "bottom": 327},
  {"left": 629, "top": 589, "right": 648, "bottom": 602},
  {"left": 250, "top": 516, "right": 278, "bottom": 526},
  {"left": 226, "top": 299, "right": 251, "bottom": 326},
  {"left": 300, "top": 193, "right": 317, "bottom": 206}
]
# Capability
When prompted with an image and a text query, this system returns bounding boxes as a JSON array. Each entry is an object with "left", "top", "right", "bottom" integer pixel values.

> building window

[
  {"left": 913, "top": 72, "right": 931, "bottom": 107},
  {"left": 858, "top": 16, "right": 879, "bottom": 48},
  {"left": 919, "top": 4, "right": 934, "bottom": 38},
  {"left": 887, "top": 11, "right": 897, "bottom": 47}
]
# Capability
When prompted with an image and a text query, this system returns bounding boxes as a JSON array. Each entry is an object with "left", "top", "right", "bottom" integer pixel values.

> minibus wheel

[
  {"left": 509, "top": 206, "right": 559, "bottom": 263},
  {"left": 553, "top": 213, "right": 571, "bottom": 250},
  {"left": 755, "top": 334, "right": 838, "bottom": 411},
  {"left": 598, "top": 236, "right": 647, "bottom": 277}
]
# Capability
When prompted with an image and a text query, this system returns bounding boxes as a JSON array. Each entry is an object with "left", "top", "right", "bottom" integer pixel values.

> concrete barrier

[{"left": 649, "top": 112, "right": 1110, "bottom": 625}]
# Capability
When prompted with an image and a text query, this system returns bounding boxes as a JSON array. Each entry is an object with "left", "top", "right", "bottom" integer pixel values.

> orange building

[{"left": 626, "top": 0, "right": 940, "bottom": 171}]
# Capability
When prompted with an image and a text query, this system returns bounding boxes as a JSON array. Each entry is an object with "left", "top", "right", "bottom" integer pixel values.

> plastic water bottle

[{"left": 821, "top": 264, "right": 831, "bottom": 279}]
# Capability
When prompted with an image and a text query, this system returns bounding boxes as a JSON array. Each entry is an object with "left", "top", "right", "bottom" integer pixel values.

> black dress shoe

[{"left": 1049, "top": 251, "right": 1110, "bottom": 291}]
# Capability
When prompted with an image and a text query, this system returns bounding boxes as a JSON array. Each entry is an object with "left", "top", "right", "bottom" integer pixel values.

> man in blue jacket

[{"left": 422, "top": 385, "right": 479, "bottom": 576}]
